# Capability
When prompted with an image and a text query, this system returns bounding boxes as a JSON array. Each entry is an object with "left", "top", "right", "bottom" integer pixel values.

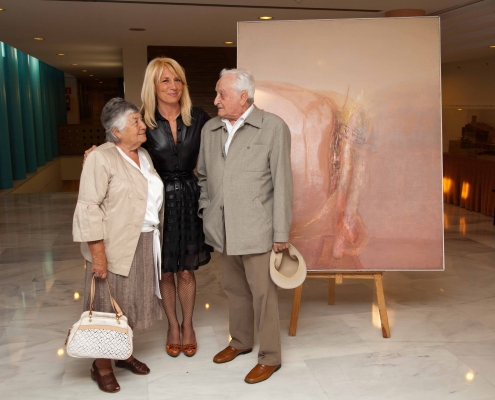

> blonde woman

[{"left": 140, "top": 58, "right": 211, "bottom": 357}]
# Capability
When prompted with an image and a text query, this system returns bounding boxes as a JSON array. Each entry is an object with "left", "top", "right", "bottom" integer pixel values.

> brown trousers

[{"left": 220, "top": 248, "right": 281, "bottom": 366}]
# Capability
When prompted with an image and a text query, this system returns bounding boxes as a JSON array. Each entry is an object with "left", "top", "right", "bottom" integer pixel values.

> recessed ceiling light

[
  {"left": 57, "top": 53, "right": 66, "bottom": 56},
  {"left": 457, "top": 108, "right": 463, "bottom": 111},
  {"left": 129, "top": 28, "right": 146, "bottom": 31},
  {"left": 71, "top": 63, "right": 78, "bottom": 66},
  {"left": 82, "top": 70, "right": 87, "bottom": 72},
  {"left": 259, "top": 16, "right": 273, "bottom": 20},
  {"left": 224, "top": 41, "right": 234, "bottom": 45},
  {"left": 89, "top": 74, "right": 94, "bottom": 77},
  {"left": 99, "top": 82, "right": 103, "bottom": 84},
  {"left": 0, "top": 8, "right": 4, "bottom": 11},
  {"left": 489, "top": 45, "right": 495, "bottom": 48},
  {"left": 33, "top": 37, "right": 44, "bottom": 41}
]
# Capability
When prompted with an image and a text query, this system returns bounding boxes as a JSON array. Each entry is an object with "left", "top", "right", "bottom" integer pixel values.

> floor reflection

[{"left": 0, "top": 195, "right": 495, "bottom": 399}]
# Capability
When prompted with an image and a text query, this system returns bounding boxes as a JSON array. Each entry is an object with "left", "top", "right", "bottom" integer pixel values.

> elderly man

[{"left": 197, "top": 69, "right": 293, "bottom": 384}]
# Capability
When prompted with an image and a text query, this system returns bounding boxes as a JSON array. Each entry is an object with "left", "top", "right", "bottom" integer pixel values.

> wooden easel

[{"left": 289, "top": 271, "right": 391, "bottom": 338}]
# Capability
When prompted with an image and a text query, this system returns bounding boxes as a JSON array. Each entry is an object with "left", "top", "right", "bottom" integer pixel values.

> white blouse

[{"left": 116, "top": 147, "right": 164, "bottom": 298}]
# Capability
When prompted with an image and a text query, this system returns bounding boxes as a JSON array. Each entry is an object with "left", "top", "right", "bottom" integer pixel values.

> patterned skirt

[
  {"left": 161, "top": 172, "right": 212, "bottom": 273},
  {"left": 83, "top": 232, "right": 163, "bottom": 330}
]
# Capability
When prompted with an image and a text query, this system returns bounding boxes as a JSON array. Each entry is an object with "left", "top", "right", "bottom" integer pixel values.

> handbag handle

[{"left": 89, "top": 275, "right": 125, "bottom": 321}]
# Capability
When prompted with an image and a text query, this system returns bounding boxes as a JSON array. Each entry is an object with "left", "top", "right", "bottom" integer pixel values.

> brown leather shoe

[
  {"left": 91, "top": 361, "right": 120, "bottom": 393},
  {"left": 166, "top": 343, "right": 181, "bottom": 358},
  {"left": 213, "top": 346, "right": 252, "bottom": 364},
  {"left": 182, "top": 343, "right": 198, "bottom": 357},
  {"left": 245, "top": 364, "right": 281, "bottom": 384},
  {"left": 115, "top": 358, "right": 150, "bottom": 375}
]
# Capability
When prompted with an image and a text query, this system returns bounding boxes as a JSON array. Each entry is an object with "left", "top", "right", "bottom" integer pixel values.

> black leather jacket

[{"left": 142, "top": 107, "right": 211, "bottom": 176}]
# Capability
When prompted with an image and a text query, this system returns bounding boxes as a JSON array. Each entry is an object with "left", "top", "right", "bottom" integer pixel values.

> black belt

[{"left": 161, "top": 171, "right": 196, "bottom": 198}]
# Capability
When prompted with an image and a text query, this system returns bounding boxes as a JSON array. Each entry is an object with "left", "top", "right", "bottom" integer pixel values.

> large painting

[{"left": 238, "top": 18, "right": 443, "bottom": 271}]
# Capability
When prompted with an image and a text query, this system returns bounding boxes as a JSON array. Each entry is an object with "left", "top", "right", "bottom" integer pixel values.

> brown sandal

[
  {"left": 182, "top": 342, "right": 198, "bottom": 357},
  {"left": 115, "top": 358, "right": 150, "bottom": 375},
  {"left": 91, "top": 361, "right": 120, "bottom": 393},
  {"left": 166, "top": 343, "right": 181, "bottom": 357},
  {"left": 180, "top": 323, "right": 197, "bottom": 357}
]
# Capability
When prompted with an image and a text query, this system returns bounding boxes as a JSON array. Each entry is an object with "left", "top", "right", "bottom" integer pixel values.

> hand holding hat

[{"left": 270, "top": 244, "right": 307, "bottom": 289}]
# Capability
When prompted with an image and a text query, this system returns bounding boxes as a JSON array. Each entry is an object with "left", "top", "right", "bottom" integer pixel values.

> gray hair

[
  {"left": 101, "top": 98, "right": 140, "bottom": 143},
  {"left": 219, "top": 68, "right": 255, "bottom": 104}
]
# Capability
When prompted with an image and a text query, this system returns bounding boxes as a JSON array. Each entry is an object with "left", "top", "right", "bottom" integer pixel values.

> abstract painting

[{"left": 238, "top": 18, "right": 443, "bottom": 271}]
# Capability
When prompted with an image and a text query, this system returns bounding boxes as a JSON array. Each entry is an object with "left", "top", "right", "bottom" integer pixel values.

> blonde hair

[{"left": 141, "top": 57, "right": 192, "bottom": 128}]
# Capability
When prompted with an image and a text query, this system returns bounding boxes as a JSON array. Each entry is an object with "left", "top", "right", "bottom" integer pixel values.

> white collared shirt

[
  {"left": 222, "top": 104, "right": 254, "bottom": 155},
  {"left": 116, "top": 147, "right": 163, "bottom": 229}
]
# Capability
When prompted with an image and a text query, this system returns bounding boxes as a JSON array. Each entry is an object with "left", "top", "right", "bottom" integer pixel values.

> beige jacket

[
  {"left": 197, "top": 105, "right": 293, "bottom": 255},
  {"left": 73, "top": 142, "right": 164, "bottom": 276}
]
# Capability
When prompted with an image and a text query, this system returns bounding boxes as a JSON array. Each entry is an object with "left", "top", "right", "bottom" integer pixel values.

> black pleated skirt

[{"left": 161, "top": 172, "right": 212, "bottom": 273}]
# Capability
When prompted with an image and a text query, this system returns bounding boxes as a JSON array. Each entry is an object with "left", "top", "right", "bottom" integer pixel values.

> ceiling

[{"left": 0, "top": 0, "right": 494, "bottom": 79}]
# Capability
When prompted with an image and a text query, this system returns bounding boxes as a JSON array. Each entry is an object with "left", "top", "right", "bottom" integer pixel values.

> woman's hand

[
  {"left": 91, "top": 257, "right": 108, "bottom": 279},
  {"left": 88, "top": 240, "right": 108, "bottom": 279},
  {"left": 82, "top": 145, "right": 97, "bottom": 168}
]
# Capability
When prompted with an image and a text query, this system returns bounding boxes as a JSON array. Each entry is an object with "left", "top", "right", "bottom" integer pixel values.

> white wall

[
  {"left": 442, "top": 56, "right": 495, "bottom": 152},
  {"left": 122, "top": 45, "right": 148, "bottom": 107},
  {"left": 64, "top": 74, "right": 80, "bottom": 124}
]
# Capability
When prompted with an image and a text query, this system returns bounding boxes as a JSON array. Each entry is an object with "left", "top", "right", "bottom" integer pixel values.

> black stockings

[{"left": 159, "top": 271, "right": 197, "bottom": 345}]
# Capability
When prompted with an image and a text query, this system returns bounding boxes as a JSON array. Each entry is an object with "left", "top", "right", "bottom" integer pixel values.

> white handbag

[{"left": 65, "top": 276, "right": 133, "bottom": 360}]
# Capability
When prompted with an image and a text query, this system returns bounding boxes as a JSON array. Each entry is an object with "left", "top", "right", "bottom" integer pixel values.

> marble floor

[{"left": 1, "top": 194, "right": 495, "bottom": 399}]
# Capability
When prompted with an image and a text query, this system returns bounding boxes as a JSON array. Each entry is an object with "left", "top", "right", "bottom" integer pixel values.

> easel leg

[
  {"left": 328, "top": 278, "right": 335, "bottom": 305},
  {"left": 374, "top": 273, "right": 391, "bottom": 338},
  {"left": 289, "top": 284, "right": 303, "bottom": 336}
]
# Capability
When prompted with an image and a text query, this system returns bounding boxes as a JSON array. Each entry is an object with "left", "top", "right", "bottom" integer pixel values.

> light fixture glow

[
  {"left": 33, "top": 38, "right": 44, "bottom": 41},
  {"left": 99, "top": 81, "right": 103, "bottom": 84},
  {"left": 466, "top": 372, "right": 475, "bottom": 381},
  {"left": 82, "top": 70, "right": 87, "bottom": 72},
  {"left": 57, "top": 53, "right": 66, "bottom": 56},
  {"left": 89, "top": 74, "right": 94, "bottom": 77},
  {"left": 443, "top": 177, "right": 452, "bottom": 193},
  {"left": 57, "top": 348, "right": 65, "bottom": 356},
  {"left": 259, "top": 16, "right": 273, "bottom": 20},
  {"left": 71, "top": 63, "right": 78, "bottom": 66},
  {"left": 224, "top": 41, "right": 234, "bottom": 45},
  {"left": 0, "top": 8, "right": 4, "bottom": 11},
  {"left": 489, "top": 45, "right": 495, "bottom": 49},
  {"left": 457, "top": 108, "right": 462, "bottom": 111},
  {"left": 205, "top": 303, "right": 210, "bottom": 309},
  {"left": 74, "top": 292, "right": 80, "bottom": 300},
  {"left": 461, "top": 182, "right": 470, "bottom": 200}
]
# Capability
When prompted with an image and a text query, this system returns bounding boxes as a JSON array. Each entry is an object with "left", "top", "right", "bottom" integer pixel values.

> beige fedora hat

[{"left": 270, "top": 244, "right": 307, "bottom": 289}]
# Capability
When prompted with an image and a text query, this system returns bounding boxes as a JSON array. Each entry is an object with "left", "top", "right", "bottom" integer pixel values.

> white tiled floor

[{"left": 1, "top": 193, "right": 495, "bottom": 399}]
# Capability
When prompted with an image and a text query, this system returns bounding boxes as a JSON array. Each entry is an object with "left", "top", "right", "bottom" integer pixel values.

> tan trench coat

[
  {"left": 72, "top": 142, "right": 164, "bottom": 276},
  {"left": 197, "top": 105, "right": 293, "bottom": 255}
]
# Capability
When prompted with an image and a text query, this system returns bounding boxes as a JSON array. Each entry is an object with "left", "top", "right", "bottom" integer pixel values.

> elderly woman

[{"left": 73, "top": 98, "right": 163, "bottom": 393}]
